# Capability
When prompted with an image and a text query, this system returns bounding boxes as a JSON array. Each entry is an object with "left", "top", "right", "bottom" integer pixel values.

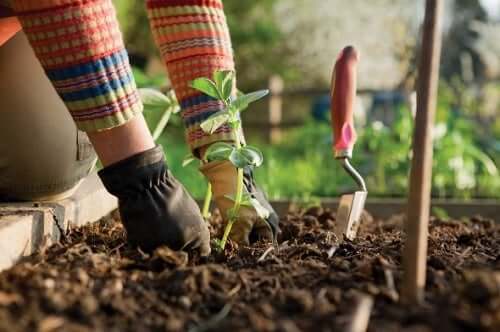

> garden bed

[{"left": 0, "top": 209, "right": 498, "bottom": 332}]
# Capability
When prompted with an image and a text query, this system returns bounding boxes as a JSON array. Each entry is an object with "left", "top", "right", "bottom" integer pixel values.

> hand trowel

[{"left": 330, "top": 46, "right": 367, "bottom": 242}]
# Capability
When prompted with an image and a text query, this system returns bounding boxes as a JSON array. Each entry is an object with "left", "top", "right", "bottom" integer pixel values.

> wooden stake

[
  {"left": 346, "top": 294, "right": 373, "bottom": 332},
  {"left": 402, "top": 0, "right": 444, "bottom": 304},
  {"left": 268, "top": 75, "right": 284, "bottom": 143}
]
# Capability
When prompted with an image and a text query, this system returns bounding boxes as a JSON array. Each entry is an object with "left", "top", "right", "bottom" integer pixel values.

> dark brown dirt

[{"left": 0, "top": 208, "right": 498, "bottom": 332}]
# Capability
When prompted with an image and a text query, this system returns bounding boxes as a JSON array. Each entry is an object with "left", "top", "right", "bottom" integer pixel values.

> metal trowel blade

[{"left": 334, "top": 191, "right": 367, "bottom": 242}]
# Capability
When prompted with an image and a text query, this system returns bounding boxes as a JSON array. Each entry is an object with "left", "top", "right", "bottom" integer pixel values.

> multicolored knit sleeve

[
  {"left": 12, "top": 0, "right": 143, "bottom": 132},
  {"left": 146, "top": 0, "right": 238, "bottom": 152}
]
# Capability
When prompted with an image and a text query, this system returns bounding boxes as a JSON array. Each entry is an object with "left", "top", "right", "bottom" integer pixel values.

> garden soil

[{"left": 0, "top": 208, "right": 498, "bottom": 332}]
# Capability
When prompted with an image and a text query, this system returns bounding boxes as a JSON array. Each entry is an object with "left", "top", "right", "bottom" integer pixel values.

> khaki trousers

[{"left": 0, "top": 32, "right": 96, "bottom": 201}]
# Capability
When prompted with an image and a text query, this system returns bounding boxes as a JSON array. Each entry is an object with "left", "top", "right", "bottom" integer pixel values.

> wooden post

[
  {"left": 402, "top": 0, "right": 444, "bottom": 304},
  {"left": 346, "top": 294, "right": 373, "bottom": 332},
  {"left": 268, "top": 75, "right": 284, "bottom": 143}
]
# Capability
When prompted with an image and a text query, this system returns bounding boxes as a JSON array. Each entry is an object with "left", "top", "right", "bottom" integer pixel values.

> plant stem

[
  {"left": 219, "top": 168, "right": 244, "bottom": 250},
  {"left": 152, "top": 107, "right": 175, "bottom": 141},
  {"left": 219, "top": 122, "right": 244, "bottom": 250},
  {"left": 220, "top": 219, "right": 234, "bottom": 250},
  {"left": 233, "top": 123, "right": 244, "bottom": 210},
  {"left": 202, "top": 183, "right": 212, "bottom": 219}
]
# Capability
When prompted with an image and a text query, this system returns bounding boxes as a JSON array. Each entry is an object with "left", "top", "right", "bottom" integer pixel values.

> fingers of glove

[
  {"left": 266, "top": 211, "right": 281, "bottom": 240},
  {"left": 198, "top": 222, "right": 211, "bottom": 256},
  {"left": 178, "top": 212, "right": 212, "bottom": 256}
]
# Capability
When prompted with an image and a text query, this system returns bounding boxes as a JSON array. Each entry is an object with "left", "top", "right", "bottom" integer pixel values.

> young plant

[
  {"left": 182, "top": 156, "right": 213, "bottom": 220},
  {"left": 190, "top": 70, "right": 270, "bottom": 250},
  {"left": 138, "top": 88, "right": 180, "bottom": 141}
]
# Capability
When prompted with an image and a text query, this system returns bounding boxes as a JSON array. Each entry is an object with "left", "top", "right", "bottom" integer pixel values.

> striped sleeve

[
  {"left": 146, "top": 0, "right": 239, "bottom": 152},
  {"left": 12, "top": 0, "right": 143, "bottom": 132}
]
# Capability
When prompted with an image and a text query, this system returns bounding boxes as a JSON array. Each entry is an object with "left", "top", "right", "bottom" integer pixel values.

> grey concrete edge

[{"left": 0, "top": 172, "right": 117, "bottom": 272}]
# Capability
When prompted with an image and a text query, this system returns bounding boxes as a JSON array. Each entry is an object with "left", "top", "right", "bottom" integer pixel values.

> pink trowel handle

[{"left": 331, "top": 46, "right": 359, "bottom": 159}]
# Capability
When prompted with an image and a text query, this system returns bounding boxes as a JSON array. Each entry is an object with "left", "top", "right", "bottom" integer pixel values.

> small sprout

[
  {"left": 182, "top": 152, "right": 213, "bottom": 221},
  {"left": 214, "top": 70, "right": 234, "bottom": 101},
  {"left": 190, "top": 70, "right": 271, "bottom": 250},
  {"left": 202, "top": 183, "right": 213, "bottom": 220},
  {"left": 432, "top": 207, "right": 450, "bottom": 221},
  {"left": 139, "top": 88, "right": 172, "bottom": 110},
  {"left": 139, "top": 88, "right": 180, "bottom": 141},
  {"left": 205, "top": 142, "right": 234, "bottom": 162},
  {"left": 189, "top": 77, "right": 222, "bottom": 100}
]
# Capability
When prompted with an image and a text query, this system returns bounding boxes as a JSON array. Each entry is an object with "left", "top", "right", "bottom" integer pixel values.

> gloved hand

[
  {"left": 200, "top": 160, "right": 280, "bottom": 245},
  {"left": 98, "top": 146, "right": 210, "bottom": 255}
]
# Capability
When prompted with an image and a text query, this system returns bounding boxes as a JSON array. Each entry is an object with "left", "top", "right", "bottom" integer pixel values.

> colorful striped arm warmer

[
  {"left": 146, "top": 0, "right": 239, "bottom": 152},
  {"left": 12, "top": 0, "right": 143, "bottom": 132}
]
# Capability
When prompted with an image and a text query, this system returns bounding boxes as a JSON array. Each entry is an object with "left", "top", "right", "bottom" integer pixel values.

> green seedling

[
  {"left": 190, "top": 70, "right": 270, "bottom": 250},
  {"left": 139, "top": 88, "right": 180, "bottom": 141},
  {"left": 182, "top": 155, "right": 213, "bottom": 220}
]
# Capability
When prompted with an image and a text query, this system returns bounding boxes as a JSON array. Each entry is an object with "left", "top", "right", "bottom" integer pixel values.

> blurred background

[{"left": 114, "top": 0, "right": 500, "bottom": 201}]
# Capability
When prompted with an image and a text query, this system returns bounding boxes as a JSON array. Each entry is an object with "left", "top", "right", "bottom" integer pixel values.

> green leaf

[
  {"left": 142, "top": 89, "right": 178, "bottom": 141},
  {"left": 240, "top": 146, "right": 264, "bottom": 167},
  {"left": 250, "top": 198, "right": 270, "bottom": 219},
  {"left": 228, "top": 146, "right": 263, "bottom": 168},
  {"left": 205, "top": 142, "right": 235, "bottom": 162},
  {"left": 432, "top": 207, "right": 450, "bottom": 220},
  {"left": 200, "top": 110, "right": 231, "bottom": 134},
  {"left": 231, "top": 90, "right": 269, "bottom": 112},
  {"left": 182, "top": 154, "right": 197, "bottom": 167},
  {"left": 214, "top": 70, "right": 234, "bottom": 101},
  {"left": 165, "top": 90, "right": 181, "bottom": 114},
  {"left": 228, "top": 149, "right": 249, "bottom": 168},
  {"left": 465, "top": 145, "right": 498, "bottom": 176},
  {"left": 139, "top": 88, "right": 171, "bottom": 109},
  {"left": 189, "top": 77, "right": 221, "bottom": 100}
]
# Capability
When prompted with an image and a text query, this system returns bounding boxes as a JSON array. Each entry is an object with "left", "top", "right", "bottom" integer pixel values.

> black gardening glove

[{"left": 98, "top": 146, "right": 210, "bottom": 255}]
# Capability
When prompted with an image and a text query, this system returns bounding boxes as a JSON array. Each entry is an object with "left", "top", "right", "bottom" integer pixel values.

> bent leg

[
  {"left": 12, "top": 0, "right": 154, "bottom": 167},
  {"left": 9, "top": 2, "right": 210, "bottom": 254},
  {"left": 0, "top": 32, "right": 96, "bottom": 201}
]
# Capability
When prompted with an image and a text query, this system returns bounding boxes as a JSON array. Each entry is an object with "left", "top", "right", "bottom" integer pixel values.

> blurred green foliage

[
  {"left": 140, "top": 79, "right": 499, "bottom": 200},
  {"left": 254, "top": 106, "right": 498, "bottom": 200},
  {"left": 132, "top": 67, "right": 166, "bottom": 88},
  {"left": 114, "top": 0, "right": 293, "bottom": 88},
  {"left": 114, "top": 0, "right": 156, "bottom": 58},
  {"left": 117, "top": 0, "right": 500, "bottom": 200},
  {"left": 223, "top": 0, "right": 297, "bottom": 88}
]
